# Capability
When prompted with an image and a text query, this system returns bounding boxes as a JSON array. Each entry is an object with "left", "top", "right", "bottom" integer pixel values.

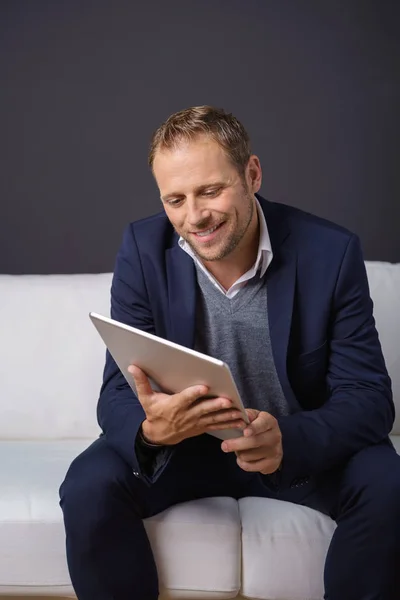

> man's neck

[{"left": 201, "top": 213, "right": 260, "bottom": 291}]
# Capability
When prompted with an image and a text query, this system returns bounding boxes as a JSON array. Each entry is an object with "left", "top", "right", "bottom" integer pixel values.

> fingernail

[
  {"left": 244, "top": 427, "right": 252, "bottom": 437},
  {"left": 222, "top": 443, "right": 228, "bottom": 452},
  {"left": 127, "top": 366, "right": 134, "bottom": 374}
]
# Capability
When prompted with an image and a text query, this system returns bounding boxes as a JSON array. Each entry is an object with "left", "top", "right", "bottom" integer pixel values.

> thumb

[
  {"left": 242, "top": 409, "right": 260, "bottom": 437},
  {"left": 127, "top": 365, "right": 153, "bottom": 399},
  {"left": 246, "top": 408, "right": 260, "bottom": 423}
]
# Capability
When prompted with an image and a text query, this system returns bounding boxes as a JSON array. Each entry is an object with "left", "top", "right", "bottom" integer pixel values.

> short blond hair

[{"left": 148, "top": 105, "right": 252, "bottom": 177}]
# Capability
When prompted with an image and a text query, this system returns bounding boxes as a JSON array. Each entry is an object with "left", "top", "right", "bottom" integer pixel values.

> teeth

[{"left": 196, "top": 224, "right": 219, "bottom": 237}]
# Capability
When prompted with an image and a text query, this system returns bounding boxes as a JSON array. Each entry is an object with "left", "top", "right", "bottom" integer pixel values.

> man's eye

[
  {"left": 168, "top": 198, "right": 183, "bottom": 206},
  {"left": 203, "top": 188, "right": 220, "bottom": 197}
]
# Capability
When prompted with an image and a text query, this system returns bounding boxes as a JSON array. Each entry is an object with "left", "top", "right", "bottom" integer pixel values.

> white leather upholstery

[
  {"left": 0, "top": 441, "right": 89, "bottom": 597},
  {"left": 365, "top": 262, "right": 400, "bottom": 433},
  {"left": 0, "top": 436, "right": 398, "bottom": 599},
  {"left": 0, "top": 273, "right": 111, "bottom": 440},
  {"left": 239, "top": 498, "right": 335, "bottom": 600},
  {"left": 0, "top": 440, "right": 241, "bottom": 598},
  {"left": 0, "top": 261, "right": 399, "bottom": 599},
  {"left": 147, "top": 498, "right": 241, "bottom": 599}
]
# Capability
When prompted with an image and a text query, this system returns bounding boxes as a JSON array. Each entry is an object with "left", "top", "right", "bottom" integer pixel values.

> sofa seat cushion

[
  {"left": 390, "top": 434, "right": 400, "bottom": 454},
  {"left": 0, "top": 440, "right": 241, "bottom": 599},
  {"left": 147, "top": 498, "right": 241, "bottom": 599},
  {"left": 0, "top": 440, "right": 90, "bottom": 597},
  {"left": 239, "top": 498, "right": 335, "bottom": 600},
  {"left": 238, "top": 435, "right": 400, "bottom": 600},
  {"left": 1, "top": 436, "right": 398, "bottom": 599}
]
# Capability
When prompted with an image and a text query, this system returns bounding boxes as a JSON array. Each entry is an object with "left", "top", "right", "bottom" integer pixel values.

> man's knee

[
  {"left": 60, "top": 437, "right": 135, "bottom": 528},
  {"left": 342, "top": 443, "right": 400, "bottom": 523}
]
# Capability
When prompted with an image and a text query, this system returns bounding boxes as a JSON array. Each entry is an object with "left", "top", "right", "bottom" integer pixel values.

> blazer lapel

[
  {"left": 166, "top": 241, "right": 197, "bottom": 348},
  {"left": 260, "top": 198, "right": 299, "bottom": 412}
]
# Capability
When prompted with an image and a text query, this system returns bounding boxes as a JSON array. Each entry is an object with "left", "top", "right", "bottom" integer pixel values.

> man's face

[{"left": 153, "top": 135, "right": 261, "bottom": 263}]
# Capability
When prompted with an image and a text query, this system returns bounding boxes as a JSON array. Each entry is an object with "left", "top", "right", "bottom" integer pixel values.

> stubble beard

[{"left": 182, "top": 191, "right": 255, "bottom": 262}]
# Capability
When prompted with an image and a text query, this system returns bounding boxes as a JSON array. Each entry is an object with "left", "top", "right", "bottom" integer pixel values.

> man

[{"left": 60, "top": 106, "right": 400, "bottom": 600}]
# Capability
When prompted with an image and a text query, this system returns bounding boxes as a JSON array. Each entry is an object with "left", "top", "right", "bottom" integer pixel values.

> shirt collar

[{"left": 254, "top": 196, "right": 273, "bottom": 277}]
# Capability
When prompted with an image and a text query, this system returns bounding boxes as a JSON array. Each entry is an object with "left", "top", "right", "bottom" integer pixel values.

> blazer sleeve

[
  {"left": 278, "top": 234, "right": 395, "bottom": 482},
  {"left": 96, "top": 223, "right": 172, "bottom": 483}
]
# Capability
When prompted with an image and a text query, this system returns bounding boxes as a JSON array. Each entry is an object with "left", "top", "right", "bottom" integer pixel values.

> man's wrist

[{"left": 140, "top": 421, "right": 162, "bottom": 447}]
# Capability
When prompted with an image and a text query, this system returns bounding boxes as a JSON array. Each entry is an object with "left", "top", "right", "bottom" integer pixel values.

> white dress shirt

[{"left": 178, "top": 198, "right": 273, "bottom": 299}]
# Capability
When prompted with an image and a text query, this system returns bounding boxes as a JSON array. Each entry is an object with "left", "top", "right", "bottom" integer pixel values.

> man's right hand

[{"left": 128, "top": 365, "right": 246, "bottom": 446}]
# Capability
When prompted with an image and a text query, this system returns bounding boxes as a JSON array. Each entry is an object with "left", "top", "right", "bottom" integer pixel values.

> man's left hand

[{"left": 221, "top": 409, "right": 283, "bottom": 475}]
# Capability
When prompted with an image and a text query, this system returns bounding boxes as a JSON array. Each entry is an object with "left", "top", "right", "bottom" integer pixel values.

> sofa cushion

[
  {"left": 1, "top": 437, "right": 399, "bottom": 599},
  {"left": 0, "top": 273, "right": 111, "bottom": 440},
  {"left": 0, "top": 440, "right": 90, "bottom": 596},
  {"left": 239, "top": 498, "right": 335, "bottom": 600},
  {"left": 0, "top": 440, "right": 241, "bottom": 599},
  {"left": 146, "top": 498, "right": 241, "bottom": 599},
  {"left": 365, "top": 262, "right": 400, "bottom": 434},
  {"left": 390, "top": 435, "right": 400, "bottom": 455},
  {"left": 239, "top": 435, "right": 400, "bottom": 600}
]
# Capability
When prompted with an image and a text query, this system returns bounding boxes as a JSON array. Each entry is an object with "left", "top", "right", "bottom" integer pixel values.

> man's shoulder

[
  {"left": 124, "top": 209, "right": 176, "bottom": 250},
  {"left": 266, "top": 199, "right": 356, "bottom": 255},
  {"left": 273, "top": 200, "right": 353, "bottom": 237},
  {"left": 128, "top": 209, "right": 169, "bottom": 231}
]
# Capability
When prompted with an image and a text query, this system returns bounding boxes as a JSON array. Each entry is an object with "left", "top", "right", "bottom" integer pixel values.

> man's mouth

[
  {"left": 195, "top": 223, "right": 221, "bottom": 236},
  {"left": 191, "top": 222, "right": 224, "bottom": 243}
]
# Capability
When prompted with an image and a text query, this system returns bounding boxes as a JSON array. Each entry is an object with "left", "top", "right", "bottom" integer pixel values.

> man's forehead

[
  {"left": 154, "top": 135, "right": 227, "bottom": 168},
  {"left": 154, "top": 139, "right": 235, "bottom": 193}
]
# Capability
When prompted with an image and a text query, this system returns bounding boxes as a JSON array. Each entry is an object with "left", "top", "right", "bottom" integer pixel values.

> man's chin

[
  {"left": 184, "top": 235, "right": 230, "bottom": 262},
  {"left": 193, "top": 245, "right": 227, "bottom": 262}
]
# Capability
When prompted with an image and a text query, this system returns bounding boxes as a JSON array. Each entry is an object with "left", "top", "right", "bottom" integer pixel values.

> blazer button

[{"left": 290, "top": 476, "right": 310, "bottom": 488}]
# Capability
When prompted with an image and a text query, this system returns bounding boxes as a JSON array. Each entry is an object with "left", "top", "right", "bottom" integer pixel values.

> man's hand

[
  {"left": 221, "top": 409, "right": 283, "bottom": 475},
  {"left": 128, "top": 366, "right": 247, "bottom": 446}
]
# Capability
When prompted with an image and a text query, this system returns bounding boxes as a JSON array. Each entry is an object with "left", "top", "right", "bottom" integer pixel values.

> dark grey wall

[{"left": 1, "top": 0, "right": 399, "bottom": 274}]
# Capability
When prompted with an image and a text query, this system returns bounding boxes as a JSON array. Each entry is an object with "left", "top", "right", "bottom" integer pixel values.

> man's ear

[{"left": 246, "top": 155, "right": 262, "bottom": 193}]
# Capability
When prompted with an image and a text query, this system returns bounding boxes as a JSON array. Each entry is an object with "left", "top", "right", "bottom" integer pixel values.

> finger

[
  {"left": 221, "top": 434, "right": 262, "bottom": 453},
  {"left": 178, "top": 384, "right": 210, "bottom": 406},
  {"left": 246, "top": 409, "right": 259, "bottom": 423},
  {"left": 243, "top": 411, "right": 275, "bottom": 437},
  {"left": 236, "top": 456, "right": 279, "bottom": 474},
  {"left": 241, "top": 409, "right": 259, "bottom": 435},
  {"left": 235, "top": 447, "right": 268, "bottom": 462},
  {"left": 127, "top": 365, "right": 153, "bottom": 399},
  {"left": 200, "top": 408, "right": 243, "bottom": 425},
  {"left": 206, "top": 419, "right": 247, "bottom": 431},
  {"left": 193, "top": 396, "right": 233, "bottom": 416}
]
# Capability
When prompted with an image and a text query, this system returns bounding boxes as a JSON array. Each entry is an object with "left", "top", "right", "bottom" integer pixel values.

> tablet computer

[{"left": 89, "top": 312, "right": 249, "bottom": 440}]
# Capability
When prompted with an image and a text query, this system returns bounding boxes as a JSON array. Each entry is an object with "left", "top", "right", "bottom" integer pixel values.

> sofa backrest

[
  {"left": 0, "top": 262, "right": 399, "bottom": 440},
  {"left": 364, "top": 262, "right": 400, "bottom": 433},
  {"left": 0, "top": 274, "right": 111, "bottom": 440}
]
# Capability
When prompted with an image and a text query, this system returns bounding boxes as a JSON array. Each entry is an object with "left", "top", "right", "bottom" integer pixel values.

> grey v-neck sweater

[{"left": 194, "top": 265, "right": 290, "bottom": 418}]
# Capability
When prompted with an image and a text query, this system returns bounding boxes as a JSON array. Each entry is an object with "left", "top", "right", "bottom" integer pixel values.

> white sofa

[{"left": 0, "top": 261, "right": 399, "bottom": 600}]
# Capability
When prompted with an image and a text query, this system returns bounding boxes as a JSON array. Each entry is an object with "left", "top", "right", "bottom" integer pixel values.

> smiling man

[{"left": 60, "top": 106, "right": 400, "bottom": 600}]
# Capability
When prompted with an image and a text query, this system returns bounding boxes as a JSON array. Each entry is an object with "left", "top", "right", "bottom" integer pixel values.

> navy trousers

[{"left": 59, "top": 433, "right": 400, "bottom": 600}]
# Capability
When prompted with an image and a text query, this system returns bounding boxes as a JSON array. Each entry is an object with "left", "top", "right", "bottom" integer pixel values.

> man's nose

[{"left": 186, "top": 198, "right": 210, "bottom": 227}]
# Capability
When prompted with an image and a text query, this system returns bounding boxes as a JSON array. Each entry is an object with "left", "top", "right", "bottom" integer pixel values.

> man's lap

[{"left": 61, "top": 433, "right": 400, "bottom": 523}]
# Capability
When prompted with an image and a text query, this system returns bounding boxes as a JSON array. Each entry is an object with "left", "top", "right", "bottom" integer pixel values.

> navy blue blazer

[{"left": 97, "top": 195, "right": 394, "bottom": 486}]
